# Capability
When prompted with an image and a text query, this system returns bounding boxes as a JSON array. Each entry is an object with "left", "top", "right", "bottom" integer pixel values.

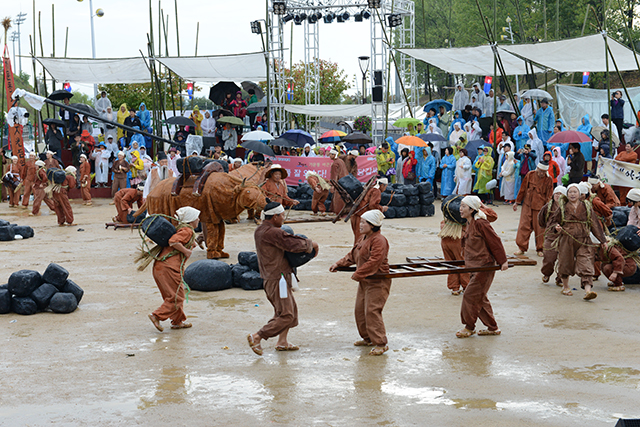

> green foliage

[{"left": 287, "top": 58, "right": 351, "bottom": 105}]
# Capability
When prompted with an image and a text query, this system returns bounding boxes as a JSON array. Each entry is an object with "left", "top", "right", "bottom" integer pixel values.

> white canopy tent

[
  {"left": 156, "top": 52, "right": 267, "bottom": 82},
  {"left": 500, "top": 34, "right": 640, "bottom": 73},
  {"left": 35, "top": 57, "right": 151, "bottom": 84},
  {"left": 284, "top": 103, "right": 407, "bottom": 117}
]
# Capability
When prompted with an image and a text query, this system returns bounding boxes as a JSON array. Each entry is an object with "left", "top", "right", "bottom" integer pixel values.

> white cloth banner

[
  {"left": 36, "top": 57, "right": 151, "bottom": 84},
  {"left": 596, "top": 157, "right": 640, "bottom": 188},
  {"left": 157, "top": 53, "right": 267, "bottom": 82},
  {"left": 284, "top": 103, "right": 407, "bottom": 117}
]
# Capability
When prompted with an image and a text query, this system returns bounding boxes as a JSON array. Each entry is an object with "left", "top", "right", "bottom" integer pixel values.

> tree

[{"left": 287, "top": 58, "right": 351, "bottom": 105}]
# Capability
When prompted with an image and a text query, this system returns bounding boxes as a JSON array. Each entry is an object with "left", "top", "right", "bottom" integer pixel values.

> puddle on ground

[
  {"left": 207, "top": 297, "right": 261, "bottom": 308},
  {"left": 382, "top": 382, "right": 453, "bottom": 405},
  {"left": 542, "top": 318, "right": 603, "bottom": 330},
  {"left": 551, "top": 364, "right": 640, "bottom": 387},
  {"left": 452, "top": 398, "right": 497, "bottom": 409}
]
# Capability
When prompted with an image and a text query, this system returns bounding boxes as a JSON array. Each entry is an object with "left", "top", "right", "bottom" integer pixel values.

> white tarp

[
  {"left": 596, "top": 157, "right": 640, "bottom": 188},
  {"left": 36, "top": 57, "right": 150, "bottom": 84},
  {"left": 284, "top": 103, "right": 407, "bottom": 117},
  {"left": 501, "top": 34, "right": 640, "bottom": 73},
  {"left": 555, "top": 84, "right": 640, "bottom": 129},
  {"left": 398, "top": 45, "right": 539, "bottom": 76},
  {"left": 157, "top": 53, "right": 267, "bottom": 82}
]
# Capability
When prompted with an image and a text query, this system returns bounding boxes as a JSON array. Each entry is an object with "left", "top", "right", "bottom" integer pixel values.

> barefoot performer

[
  {"left": 539, "top": 186, "right": 566, "bottom": 286},
  {"left": 144, "top": 207, "right": 200, "bottom": 332},
  {"left": 330, "top": 210, "right": 392, "bottom": 356},
  {"left": 305, "top": 170, "right": 330, "bottom": 216},
  {"left": 247, "top": 202, "right": 319, "bottom": 356},
  {"left": 350, "top": 177, "right": 389, "bottom": 245},
  {"left": 456, "top": 196, "right": 508, "bottom": 338}
]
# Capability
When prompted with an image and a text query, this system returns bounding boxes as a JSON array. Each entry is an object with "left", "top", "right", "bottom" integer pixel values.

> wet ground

[{"left": 1, "top": 199, "right": 640, "bottom": 426}]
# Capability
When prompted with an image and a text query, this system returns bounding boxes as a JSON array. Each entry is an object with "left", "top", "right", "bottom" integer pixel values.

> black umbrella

[
  {"left": 213, "top": 109, "right": 233, "bottom": 118},
  {"left": 269, "top": 137, "right": 298, "bottom": 148},
  {"left": 241, "top": 81, "right": 265, "bottom": 99},
  {"left": 241, "top": 140, "right": 275, "bottom": 157},
  {"left": 209, "top": 81, "right": 242, "bottom": 106},
  {"left": 70, "top": 103, "right": 99, "bottom": 116},
  {"left": 48, "top": 90, "right": 74, "bottom": 101},
  {"left": 343, "top": 132, "right": 372, "bottom": 145},
  {"left": 418, "top": 133, "right": 447, "bottom": 142},
  {"left": 43, "top": 118, "right": 65, "bottom": 127},
  {"left": 166, "top": 116, "right": 196, "bottom": 127}
]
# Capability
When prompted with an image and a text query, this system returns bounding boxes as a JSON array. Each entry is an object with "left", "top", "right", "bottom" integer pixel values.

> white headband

[
  {"left": 263, "top": 204, "right": 285, "bottom": 216},
  {"left": 553, "top": 185, "right": 567, "bottom": 196}
]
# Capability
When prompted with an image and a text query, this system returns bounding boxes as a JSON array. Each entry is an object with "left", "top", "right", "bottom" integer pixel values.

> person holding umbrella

[
  {"left": 222, "top": 123, "right": 238, "bottom": 158},
  {"left": 45, "top": 122, "right": 65, "bottom": 155}
]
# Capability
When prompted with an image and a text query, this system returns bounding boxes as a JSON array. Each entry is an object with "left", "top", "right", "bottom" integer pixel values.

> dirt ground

[{"left": 1, "top": 198, "right": 640, "bottom": 427}]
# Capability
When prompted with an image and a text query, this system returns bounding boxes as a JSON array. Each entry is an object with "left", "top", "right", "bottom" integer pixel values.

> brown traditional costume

[
  {"left": 538, "top": 198, "right": 562, "bottom": 283},
  {"left": 330, "top": 155, "right": 349, "bottom": 214},
  {"left": 595, "top": 244, "right": 635, "bottom": 290},
  {"left": 306, "top": 172, "right": 329, "bottom": 214},
  {"left": 111, "top": 158, "right": 130, "bottom": 198},
  {"left": 614, "top": 150, "right": 638, "bottom": 202},
  {"left": 515, "top": 168, "right": 553, "bottom": 253},
  {"left": 79, "top": 160, "right": 92, "bottom": 204},
  {"left": 31, "top": 165, "right": 50, "bottom": 216},
  {"left": 262, "top": 179, "right": 295, "bottom": 207},
  {"left": 350, "top": 187, "right": 383, "bottom": 244},
  {"left": 6, "top": 162, "right": 22, "bottom": 207},
  {"left": 21, "top": 158, "right": 36, "bottom": 208},
  {"left": 44, "top": 158, "right": 60, "bottom": 170},
  {"left": 592, "top": 182, "right": 620, "bottom": 208},
  {"left": 51, "top": 173, "right": 76, "bottom": 225},
  {"left": 114, "top": 188, "right": 142, "bottom": 223}
]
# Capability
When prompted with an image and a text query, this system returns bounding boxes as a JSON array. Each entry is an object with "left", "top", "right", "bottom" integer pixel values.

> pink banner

[{"left": 266, "top": 155, "right": 378, "bottom": 186}]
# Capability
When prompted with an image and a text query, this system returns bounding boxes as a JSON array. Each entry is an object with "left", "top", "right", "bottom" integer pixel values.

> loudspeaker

[
  {"left": 372, "top": 86, "right": 383, "bottom": 103},
  {"left": 373, "top": 70, "right": 383, "bottom": 86},
  {"left": 202, "top": 136, "right": 218, "bottom": 153},
  {"left": 616, "top": 420, "right": 640, "bottom": 427}
]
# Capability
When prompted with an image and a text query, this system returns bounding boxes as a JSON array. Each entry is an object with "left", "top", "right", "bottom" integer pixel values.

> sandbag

[
  {"left": 612, "top": 207, "right": 631, "bottom": 228},
  {"left": 616, "top": 225, "right": 640, "bottom": 252},
  {"left": 408, "top": 196, "right": 420, "bottom": 206},
  {"left": 0, "top": 289, "right": 11, "bottom": 314},
  {"left": 441, "top": 195, "right": 466, "bottom": 225},
  {"left": 8, "top": 270, "right": 43, "bottom": 297},
  {"left": 390, "top": 194, "right": 407, "bottom": 207},
  {"left": 239, "top": 271, "right": 264, "bottom": 291},
  {"left": 176, "top": 156, "right": 205, "bottom": 175},
  {"left": 281, "top": 225, "right": 294, "bottom": 235},
  {"left": 12, "top": 297, "right": 38, "bottom": 315},
  {"left": 42, "top": 263, "right": 70, "bottom": 290},
  {"left": 31, "top": 283, "right": 59, "bottom": 311},
  {"left": 407, "top": 205, "right": 421, "bottom": 217},
  {"left": 12, "top": 225, "right": 34, "bottom": 239},
  {"left": 301, "top": 200, "right": 312, "bottom": 210},
  {"left": 63, "top": 279, "right": 84, "bottom": 304},
  {"left": 384, "top": 206, "right": 397, "bottom": 218},
  {"left": 47, "top": 168, "right": 66, "bottom": 184},
  {"left": 415, "top": 181, "right": 432, "bottom": 194},
  {"left": 231, "top": 264, "right": 252, "bottom": 288},
  {"left": 420, "top": 192, "right": 436, "bottom": 206},
  {"left": 622, "top": 265, "right": 640, "bottom": 284},
  {"left": 0, "top": 283, "right": 6, "bottom": 289},
  {"left": 184, "top": 260, "right": 233, "bottom": 291},
  {"left": 396, "top": 206, "right": 408, "bottom": 218},
  {"left": 238, "top": 252, "right": 260, "bottom": 272},
  {"left": 380, "top": 192, "right": 391, "bottom": 205},
  {"left": 338, "top": 175, "right": 364, "bottom": 201},
  {"left": 287, "top": 187, "right": 298, "bottom": 199},
  {"left": 141, "top": 215, "right": 177, "bottom": 247},
  {"left": 48, "top": 293, "right": 78, "bottom": 313},
  {"left": 403, "top": 185, "right": 419, "bottom": 196},
  {"left": 127, "top": 210, "right": 147, "bottom": 224},
  {"left": 0, "top": 226, "right": 15, "bottom": 241},
  {"left": 0, "top": 219, "right": 9, "bottom": 227},
  {"left": 421, "top": 204, "right": 436, "bottom": 217},
  {"left": 285, "top": 234, "right": 316, "bottom": 268}
]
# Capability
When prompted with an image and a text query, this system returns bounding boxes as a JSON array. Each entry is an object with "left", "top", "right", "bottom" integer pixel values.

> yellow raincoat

[
  {"left": 190, "top": 106, "right": 204, "bottom": 136},
  {"left": 116, "top": 103, "right": 128, "bottom": 140}
]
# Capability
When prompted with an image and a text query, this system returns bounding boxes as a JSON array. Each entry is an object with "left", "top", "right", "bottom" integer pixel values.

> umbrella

[
  {"left": 423, "top": 99, "right": 452, "bottom": 113},
  {"left": 269, "top": 137, "right": 298, "bottom": 148},
  {"left": 395, "top": 135, "right": 427, "bottom": 147},
  {"left": 217, "top": 116, "right": 245, "bottom": 126},
  {"left": 70, "top": 103, "right": 99, "bottom": 116},
  {"left": 418, "top": 133, "right": 447, "bottom": 142},
  {"left": 280, "top": 129, "right": 314, "bottom": 147},
  {"left": 165, "top": 116, "right": 196, "bottom": 127},
  {"left": 522, "top": 89, "right": 553, "bottom": 100},
  {"left": 393, "top": 117, "right": 422, "bottom": 128},
  {"left": 591, "top": 126, "right": 620, "bottom": 146},
  {"left": 43, "top": 118, "right": 65, "bottom": 127},
  {"left": 241, "top": 140, "right": 275, "bottom": 157},
  {"left": 242, "top": 130, "right": 274, "bottom": 142},
  {"left": 213, "top": 109, "right": 233, "bottom": 118},
  {"left": 465, "top": 139, "right": 486, "bottom": 164},
  {"left": 247, "top": 99, "right": 267, "bottom": 112},
  {"left": 319, "top": 129, "right": 346, "bottom": 143},
  {"left": 547, "top": 130, "right": 592, "bottom": 144},
  {"left": 241, "top": 81, "right": 265, "bottom": 99},
  {"left": 209, "top": 81, "right": 242, "bottom": 106},
  {"left": 48, "top": 90, "right": 74, "bottom": 101},
  {"left": 343, "top": 132, "right": 372, "bottom": 145}
]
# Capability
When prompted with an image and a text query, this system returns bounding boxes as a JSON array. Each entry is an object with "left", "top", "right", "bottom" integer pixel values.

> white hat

[
  {"left": 578, "top": 182, "right": 591, "bottom": 195},
  {"left": 329, "top": 149, "right": 339, "bottom": 156},
  {"left": 107, "top": 135, "right": 114, "bottom": 140},
  {"left": 28, "top": 152, "right": 36, "bottom": 158},
  {"left": 80, "top": 154, "right": 87, "bottom": 159},
  {"left": 65, "top": 166, "right": 76, "bottom": 174},
  {"left": 588, "top": 177, "right": 599, "bottom": 185},
  {"left": 553, "top": 185, "right": 567, "bottom": 196},
  {"left": 263, "top": 204, "right": 285, "bottom": 216},
  {"left": 118, "top": 151, "right": 125, "bottom": 156},
  {"left": 566, "top": 183, "right": 581, "bottom": 195},
  {"left": 348, "top": 150, "right": 359, "bottom": 156},
  {"left": 266, "top": 164, "right": 288, "bottom": 179},
  {"left": 361, "top": 209, "right": 385, "bottom": 227},
  {"left": 537, "top": 162, "right": 549, "bottom": 171},
  {"left": 46, "top": 150, "right": 55, "bottom": 155},
  {"left": 175, "top": 206, "right": 201, "bottom": 223},
  {"left": 627, "top": 188, "right": 640, "bottom": 202},
  {"left": 35, "top": 160, "right": 45, "bottom": 167},
  {"left": 461, "top": 195, "right": 487, "bottom": 220},
  {"left": 377, "top": 177, "right": 389, "bottom": 185},
  {"left": 11, "top": 155, "right": 18, "bottom": 160}
]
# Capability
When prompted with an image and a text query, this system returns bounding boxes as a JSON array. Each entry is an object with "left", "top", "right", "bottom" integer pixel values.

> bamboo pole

[
  {"left": 64, "top": 27, "right": 68, "bottom": 58},
  {"left": 162, "top": 12, "right": 177, "bottom": 117},
  {"left": 38, "top": 11, "right": 50, "bottom": 118},
  {"left": 30, "top": 35, "right": 42, "bottom": 151},
  {"left": 174, "top": 0, "right": 183, "bottom": 113},
  {"left": 51, "top": 4, "right": 56, "bottom": 91},
  {"left": 194, "top": 22, "right": 199, "bottom": 56}
]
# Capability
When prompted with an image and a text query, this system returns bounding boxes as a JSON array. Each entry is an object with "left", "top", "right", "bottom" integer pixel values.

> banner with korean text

[
  {"left": 266, "top": 155, "right": 378, "bottom": 186},
  {"left": 596, "top": 157, "right": 640, "bottom": 188}
]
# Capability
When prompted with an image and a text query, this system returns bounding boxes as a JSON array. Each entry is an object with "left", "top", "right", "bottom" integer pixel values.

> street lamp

[
  {"left": 78, "top": 0, "right": 104, "bottom": 103},
  {"left": 501, "top": 16, "right": 519, "bottom": 95},
  {"left": 358, "top": 56, "right": 370, "bottom": 105}
]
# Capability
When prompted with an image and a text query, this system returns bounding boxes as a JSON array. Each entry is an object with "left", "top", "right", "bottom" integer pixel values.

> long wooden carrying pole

[{"left": 335, "top": 260, "right": 513, "bottom": 280}]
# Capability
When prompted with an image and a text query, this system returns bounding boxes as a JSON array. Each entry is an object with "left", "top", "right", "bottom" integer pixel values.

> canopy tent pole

[
  {"left": 37, "top": 12, "right": 51, "bottom": 118},
  {"left": 161, "top": 12, "right": 177, "bottom": 118},
  {"left": 29, "top": 36, "right": 42, "bottom": 153},
  {"left": 174, "top": 0, "right": 183, "bottom": 113}
]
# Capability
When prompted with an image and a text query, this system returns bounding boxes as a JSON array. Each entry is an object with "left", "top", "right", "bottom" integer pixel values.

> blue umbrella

[
  {"left": 418, "top": 133, "right": 447, "bottom": 142},
  {"left": 280, "top": 129, "right": 314, "bottom": 147},
  {"left": 466, "top": 140, "right": 486, "bottom": 164},
  {"left": 423, "top": 99, "right": 452, "bottom": 113}
]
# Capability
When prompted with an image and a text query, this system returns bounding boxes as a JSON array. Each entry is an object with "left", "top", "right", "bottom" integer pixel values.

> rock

[
  {"left": 612, "top": 206, "right": 631, "bottom": 228},
  {"left": 48, "top": 293, "right": 78, "bottom": 313},
  {"left": 12, "top": 297, "right": 38, "bottom": 315},
  {"left": 281, "top": 225, "right": 294, "bottom": 235},
  {"left": 421, "top": 204, "right": 436, "bottom": 217},
  {"left": 184, "top": 260, "right": 233, "bottom": 291},
  {"left": 390, "top": 194, "right": 407, "bottom": 207},
  {"left": 42, "top": 263, "right": 70, "bottom": 290},
  {"left": 420, "top": 192, "right": 436, "bottom": 206},
  {"left": 384, "top": 206, "right": 397, "bottom": 218},
  {"left": 0, "top": 226, "right": 15, "bottom": 241},
  {"left": 408, "top": 196, "right": 420, "bottom": 206},
  {"left": 395, "top": 206, "right": 408, "bottom": 218},
  {"left": 616, "top": 225, "right": 640, "bottom": 252},
  {"left": 285, "top": 234, "right": 316, "bottom": 268},
  {"left": 441, "top": 195, "right": 466, "bottom": 224},
  {"left": 239, "top": 271, "right": 264, "bottom": 290},
  {"left": 338, "top": 175, "right": 364, "bottom": 201},
  {"left": 62, "top": 279, "right": 84, "bottom": 304},
  {"left": 238, "top": 251, "right": 260, "bottom": 272},
  {"left": 30, "top": 283, "right": 59, "bottom": 311},
  {"left": 141, "top": 215, "right": 177, "bottom": 247},
  {"left": 12, "top": 225, "right": 34, "bottom": 239},
  {"left": 8, "top": 270, "right": 43, "bottom": 297},
  {"left": 402, "top": 185, "right": 419, "bottom": 196},
  {"left": 231, "top": 264, "right": 252, "bottom": 288},
  {"left": 127, "top": 210, "right": 147, "bottom": 224},
  {"left": 415, "top": 181, "right": 432, "bottom": 194},
  {"left": 407, "top": 205, "right": 421, "bottom": 217},
  {"left": 0, "top": 288, "right": 11, "bottom": 314}
]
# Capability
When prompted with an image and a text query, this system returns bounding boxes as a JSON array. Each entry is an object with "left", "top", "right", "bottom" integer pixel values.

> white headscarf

[
  {"left": 554, "top": 185, "right": 567, "bottom": 196},
  {"left": 175, "top": 206, "right": 201, "bottom": 223},
  {"left": 361, "top": 209, "right": 385, "bottom": 227},
  {"left": 461, "top": 195, "right": 487, "bottom": 220}
]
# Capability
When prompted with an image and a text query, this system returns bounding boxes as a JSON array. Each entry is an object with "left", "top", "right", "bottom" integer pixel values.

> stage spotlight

[
  {"left": 337, "top": 13, "right": 344, "bottom": 23},
  {"left": 283, "top": 13, "right": 294, "bottom": 23},
  {"left": 342, "top": 11, "right": 350, "bottom": 20},
  {"left": 354, "top": 12, "right": 363, "bottom": 22},
  {"left": 367, "top": 0, "right": 381, "bottom": 7},
  {"left": 250, "top": 20, "right": 262, "bottom": 34},
  {"left": 363, "top": 10, "right": 371, "bottom": 19},
  {"left": 323, "top": 13, "right": 334, "bottom": 23},
  {"left": 308, "top": 14, "right": 317, "bottom": 24},
  {"left": 300, "top": 12, "right": 307, "bottom": 20},
  {"left": 294, "top": 15, "right": 302, "bottom": 25},
  {"left": 273, "top": 1, "right": 287, "bottom": 15},
  {"left": 387, "top": 13, "right": 402, "bottom": 27},
  {"left": 315, "top": 11, "right": 323, "bottom": 20}
]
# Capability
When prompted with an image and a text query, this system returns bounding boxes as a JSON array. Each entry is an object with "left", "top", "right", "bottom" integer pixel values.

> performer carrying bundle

[
  {"left": 349, "top": 177, "right": 388, "bottom": 245},
  {"left": 538, "top": 186, "right": 566, "bottom": 286}
]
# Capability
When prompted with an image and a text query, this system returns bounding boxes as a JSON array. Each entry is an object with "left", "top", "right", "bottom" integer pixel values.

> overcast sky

[{"left": 2, "top": 0, "right": 374, "bottom": 99}]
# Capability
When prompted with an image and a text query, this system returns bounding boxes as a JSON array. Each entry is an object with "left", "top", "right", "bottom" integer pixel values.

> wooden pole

[
  {"left": 30, "top": 35, "right": 42, "bottom": 150},
  {"left": 174, "top": 0, "right": 183, "bottom": 113},
  {"left": 195, "top": 22, "right": 199, "bottom": 56},
  {"left": 64, "top": 27, "right": 69, "bottom": 58},
  {"left": 51, "top": 4, "right": 56, "bottom": 91},
  {"left": 162, "top": 12, "right": 177, "bottom": 117},
  {"left": 38, "top": 11, "right": 50, "bottom": 118}
]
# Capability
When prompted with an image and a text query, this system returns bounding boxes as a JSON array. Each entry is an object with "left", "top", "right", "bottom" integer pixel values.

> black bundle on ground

[
  {"left": 391, "top": 194, "right": 407, "bottom": 207},
  {"left": 616, "top": 225, "right": 640, "bottom": 252},
  {"left": 63, "top": 279, "right": 84, "bottom": 304},
  {"left": 421, "top": 204, "right": 436, "bottom": 217},
  {"left": 285, "top": 234, "right": 316, "bottom": 268},
  {"left": 420, "top": 192, "right": 436, "bottom": 206},
  {"left": 8, "top": 270, "right": 43, "bottom": 297},
  {"left": 407, "top": 205, "right": 421, "bottom": 217},
  {"left": 384, "top": 207, "right": 397, "bottom": 218},
  {"left": 31, "top": 283, "right": 59, "bottom": 310},
  {"left": 0, "top": 226, "right": 15, "bottom": 241},
  {"left": 415, "top": 181, "right": 432, "bottom": 194},
  {"left": 231, "top": 264, "right": 252, "bottom": 288},
  {"left": 141, "top": 215, "right": 177, "bottom": 247},
  {"left": 287, "top": 187, "right": 297, "bottom": 199},
  {"left": 12, "top": 226, "right": 34, "bottom": 239},
  {"left": 240, "top": 271, "right": 264, "bottom": 290},
  {"left": 612, "top": 206, "right": 631, "bottom": 228},
  {"left": 403, "top": 185, "right": 419, "bottom": 196},
  {"left": 0, "top": 289, "right": 11, "bottom": 314},
  {"left": 47, "top": 168, "right": 66, "bottom": 184},
  {"left": 396, "top": 206, "right": 408, "bottom": 218},
  {"left": 183, "top": 260, "right": 233, "bottom": 292},
  {"left": 380, "top": 193, "right": 391, "bottom": 205},
  {"left": 623, "top": 265, "right": 640, "bottom": 284},
  {"left": 238, "top": 251, "right": 260, "bottom": 272},
  {"left": 127, "top": 210, "right": 147, "bottom": 224},
  {"left": 281, "top": 225, "right": 294, "bottom": 235},
  {"left": 338, "top": 175, "right": 364, "bottom": 201},
  {"left": 49, "top": 293, "right": 78, "bottom": 314},
  {"left": 441, "top": 195, "right": 467, "bottom": 224},
  {"left": 42, "top": 263, "right": 69, "bottom": 290},
  {"left": 408, "top": 196, "right": 420, "bottom": 206},
  {"left": 0, "top": 219, "right": 9, "bottom": 226},
  {"left": 176, "top": 156, "right": 205, "bottom": 175},
  {"left": 12, "top": 297, "right": 38, "bottom": 315}
]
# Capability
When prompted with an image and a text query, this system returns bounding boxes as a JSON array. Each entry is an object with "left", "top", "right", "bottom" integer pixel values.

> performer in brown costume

[
  {"left": 79, "top": 154, "right": 92, "bottom": 206},
  {"left": 305, "top": 170, "right": 330, "bottom": 215},
  {"left": 30, "top": 160, "right": 50, "bottom": 216},
  {"left": 350, "top": 177, "right": 388, "bottom": 245},
  {"left": 146, "top": 207, "right": 200, "bottom": 332},
  {"left": 247, "top": 202, "right": 318, "bottom": 356},
  {"left": 261, "top": 164, "right": 298, "bottom": 208},
  {"left": 343, "top": 149, "right": 359, "bottom": 176},
  {"left": 595, "top": 242, "right": 636, "bottom": 292},
  {"left": 513, "top": 161, "right": 553, "bottom": 257},
  {"left": 329, "top": 149, "right": 349, "bottom": 214},
  {"left": 111, "top": 151, "right": 130, "bottom": 201},
  {"left": 456, "top": 196, "right": 508, "bottom": 338},
  {"left": 550, "top": 184, "right": 606, "bottom": 300},
  {"left": 5, "top": 156, "right": 22, "bottom": 207},
  {"left": 50, "top": 166, "right": 77, "bottom": 226},
  {"left": 538, "top": 186, "right": 567, "bottom": 286},
  {"left": 20, "top": 153, "right": 36, "bottom": 209},
  {"left": 331, "top": 209, "right": 392, "bottom": 356},
  {"left": 44, "top": 150, "right": 60, "bottom": 170},
  {"left": 113, "top": 185, "right": 144, "bottom": 223},
  {"left": 614, "top": 142, "right": 638, "bottom": 202},
  {"left": 588, "top": 177, "right": 620, "bottom": 208}
]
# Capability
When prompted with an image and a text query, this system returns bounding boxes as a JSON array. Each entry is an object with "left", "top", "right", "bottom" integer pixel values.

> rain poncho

[
  {"left": 485, "top": 93, "right": 495, "bottom": 116},
  {"left": 302, "top": 143, "right": 316, "bottom": 157},
  {"left": 555, "top": 118, "right": 567, "bottom": 131},
  {"left": 499, "top": 151, "right": 516, "bottom": 200},
  {"left": 440, "top": 151, "right": 456, "bottom": 196},
  {"left": 438, "top": 110, "right": 453, "bottom": 136},
  {"left": 130, "top": 126, "right": 147, "bottom": 150},
  {"left": 454, "top": 154, "right": 473, "bottom": 195},
  {"left": 376, "top": 145, "right": 396, "bottom": 182},
  {"left": 520, "top": 98, "right": 535, "bottom": 128},
  {"left": 190, "top": 106, "right": 204, "bottom": 136},
  {"left": 534, "top": 104, "right": 555, "bottom": 143},
  {"left": 576, "top": 114, "right": 592, "bottom": 138},
  {"left": 396, "top": 151, "right": 409, "bottom": 185},
  {"left": 453, "top": 85, "right": 469, "bottom": 111},
  {"left": 512, "top": 116, "right": 531, "bottom": 150},
  {"left": 526, "top": 129, "right": 545, "bottom": 166},
  {"left": 465, "top": 121, "right": 482, "bottom": 142},
  {"left": 415, "top": 146, "right": 436, "bottom": 186},
  {"left": 470, "top": 94, "right": 483, "bottom": 110},
  {"left": 553, "top": 146, "right": 567, "bottom": 177},
  {"left": 137, "top": 102, "right": 151, "bottom": 130},
  {"left": 427, "top": 119, "right": 442, "bottom": 135},
  {"left": 116, "top": 103, "right": 128, "bottom": 140},
  {"left": 449, "top": 110, "right": 466, "bottom": 136},
  {"left": 473, "top": 146, "right": 494, "bottom": 194},
  {"left": 449, "top": 122, "right": 466, "bottom": 147},
  {"left": 201, "top": 114, "right": 216, "bottom": 137}
]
